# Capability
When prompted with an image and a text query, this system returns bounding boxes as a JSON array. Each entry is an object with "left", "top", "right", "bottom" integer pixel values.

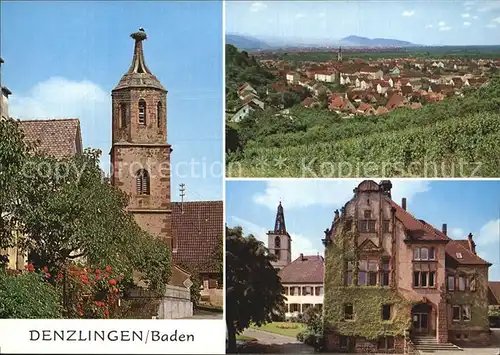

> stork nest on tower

[{"left": 131, "top": 29, "right": 147, "bottom": 41}]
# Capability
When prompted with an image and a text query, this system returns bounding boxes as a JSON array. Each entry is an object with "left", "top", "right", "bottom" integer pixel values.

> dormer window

[
  {"left": 456, "top": 253, "right": 463, "bottom": 259},
  {"left": 138, "top": 99, "right": 146, "bottom": 125}
]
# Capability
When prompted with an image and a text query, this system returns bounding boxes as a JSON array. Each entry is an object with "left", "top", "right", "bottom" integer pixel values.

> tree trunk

[{"left": 226, "top": 315, "right": 237, "bottom": 353}]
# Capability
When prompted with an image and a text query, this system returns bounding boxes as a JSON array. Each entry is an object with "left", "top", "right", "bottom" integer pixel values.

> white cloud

[
  {"left": 477, "top": 219, "right": 500, "bottom": 246},
  {"left": 493, "top": 17, "right": 500, "bottom": 23},
  {"left": 9, "top": 76, "right": 111, "bottom": 166},
  {"left": 438, "top": 21, "right": 446, "bottom": 27},
  {"left": 318, "top": 12, "right": 326, "bottom": 18},
  {"left": 253, "top": 179, "right": 430, "bottom": 211},
  {"left": 249, "top": 1, "right": 267, "bottom": 12},
  {"left": 402, "top": 10, "right": 415, "bottom": 17},
  {"left": 295, "top": 13, "right": 306, "bottom": 19},
  {"left": 231, "top": 216, "right": 321, "bottom": 260},
  {"left": 462, "top": 13, "right": 470, "bottom": 18},
  {"left": 464, "top": 21, "right": 472, "bottom": 26},
  {"left": 486, "top": 23, "right": 497, "bottom": 28},
  {"left": 463, "top": 0, "right": 475, "bottom": 5},
  {"left": 439, "top": 26, "right": 452, "bottom": 31},
  {"left": 449, "top": 228, "right": 465, "bottom": 239},
  {"left": 472, "top": 15, "right": 479, "bottom": 20},
  {"left": 477, "top": 1, "right": 500, "bottom": 12},
  {"left": 425, "top": 24, "right": 434, "bottom": 28}
]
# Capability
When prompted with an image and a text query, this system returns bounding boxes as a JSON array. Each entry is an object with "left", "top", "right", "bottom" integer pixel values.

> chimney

[
  {"left": 468, "top": 233, "right": 476, "bottom": 255},
  {"left": 442, "top": 223, "right": 447, "bottom": 236},
  {"left": 401, "top": 198, "right": 407, "bottom": 211},
  {"left": 300, "top": 253, "right": 304, "bottom": 261}
]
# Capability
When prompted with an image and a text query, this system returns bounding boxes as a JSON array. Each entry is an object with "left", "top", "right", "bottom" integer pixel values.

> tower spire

[
  {"left": 274, "top": 201, "right": 286, "bottom": 233},
  {"left": 128, "top": 28, "right": 152, "bottom": 74},
  {"left": 113, "top": 27, "right": 166, "bottom": 92},
  {"left": 337, "top": 46, "right": 343, "bottom": 62}
]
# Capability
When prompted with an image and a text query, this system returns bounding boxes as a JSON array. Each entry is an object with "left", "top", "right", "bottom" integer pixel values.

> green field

[{"left": 254, "top": 45, "right": 500, "bottom": 61}]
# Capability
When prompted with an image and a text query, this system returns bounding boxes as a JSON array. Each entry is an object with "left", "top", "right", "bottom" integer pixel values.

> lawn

[{"left": 251, "top": 322, "right": 305, "bottom": 338}]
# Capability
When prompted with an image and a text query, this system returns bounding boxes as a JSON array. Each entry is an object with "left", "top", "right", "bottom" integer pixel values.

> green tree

[
  {"left": 0, "top": 269, "right": 62, "bottom": 318},
  {"left": 0, "top": 118, "right": 30, "bottom": 249},
  {"left": 225, "top": 226, "right": 285, "bottom": 353}
]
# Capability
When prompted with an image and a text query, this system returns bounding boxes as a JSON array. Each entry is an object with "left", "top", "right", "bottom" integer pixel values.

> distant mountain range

[{"left": 226, "top": 33, "right": 419, "bottom": 50}]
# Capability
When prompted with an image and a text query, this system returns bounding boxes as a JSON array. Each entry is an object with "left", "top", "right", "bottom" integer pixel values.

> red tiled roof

[
  {"left": 19, "top": 119, "right": 82, "bottom": 158},
  {"left": 171, "top": 201, "right": 223, "bottom": 274},
  {"left": 386, "top": 94, "right": 406, "bottom": 109},
  {"left": 278, "top": 254, "right": 324, "bottom": 284},
  {"left": 446, "top": 239, "right": 490, "bottom": 266},
  {"left": 385, "top": 198, "right": 448, "bottom": 242}
]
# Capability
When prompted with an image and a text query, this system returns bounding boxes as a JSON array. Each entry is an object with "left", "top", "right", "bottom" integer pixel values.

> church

[
  {"left": 267, "top": 202, "right": 324, "bottom": 320},
  {"left": 109, "top": 28, "right": 223, "bottom": 309},
  {"left": 0, "top": 29, "right": 223, "bottom": 314}
]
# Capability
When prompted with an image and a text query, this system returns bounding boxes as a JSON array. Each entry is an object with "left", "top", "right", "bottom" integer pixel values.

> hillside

[
  {"left": 226, "top": 76, "right": 500, "bottom": 178},
  {"left": 226, "top": 34, "right": 271, "bottom": 50},
  {"left": 225, "top": 44, "right": 276, "bottom": 110},
  {"left": 341, "top": 35, "right": 415, "bottom": 47}
]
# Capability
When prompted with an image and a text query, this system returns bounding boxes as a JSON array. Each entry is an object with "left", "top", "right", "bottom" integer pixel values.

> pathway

[{"left": 237, "top": 328, "right": 315, "bottom": 353}]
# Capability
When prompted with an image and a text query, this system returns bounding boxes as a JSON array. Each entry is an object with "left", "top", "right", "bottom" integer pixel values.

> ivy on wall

[
  {"left": 323, "top": 215, "right": 412, "bottom": 340},
  {"left": 447, "top": 267, "right": 489, "bottom": 330}
]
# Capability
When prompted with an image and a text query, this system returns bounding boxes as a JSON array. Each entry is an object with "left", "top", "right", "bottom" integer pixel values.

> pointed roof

[
  {"left": 113, "top": 28, "right": 166, "bottom": 92},
  {"left": 273, "top": 201, "right": 287, "bottom": 234}
]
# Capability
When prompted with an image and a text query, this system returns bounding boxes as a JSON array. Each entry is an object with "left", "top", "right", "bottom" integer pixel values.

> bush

[
  {"left": 0, "top": 269, "right": 61, "bottom": 318},
  {"left": 276, "top": 323, "right": 298, "bottom": 329}
]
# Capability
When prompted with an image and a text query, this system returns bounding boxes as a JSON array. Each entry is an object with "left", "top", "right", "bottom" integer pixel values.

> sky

[
  {"left": 226, "top": 0, "right": 500, "bottom": 46},
  {"left": 226, "top": 179, "right": 500, "bottom": 280},
  {"left": 1, "top": 1, "right": 223, "bottom": 202}
]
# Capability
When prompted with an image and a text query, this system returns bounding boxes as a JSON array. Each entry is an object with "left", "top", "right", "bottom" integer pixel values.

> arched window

[
  {"left": 136, "top": 169, "right": 150, "bottom": 195},
  {"left": 121, "top": 103, "right": 127, "bottom": 128},
  {"left": 274, "top": 236, "right": 281, "bottom": 248},
  {"left": 138, "top": 99, "right": 146, "bottom": 125},
  {"left": 157, "top": 101, "right": 162, "bottom": 128}
]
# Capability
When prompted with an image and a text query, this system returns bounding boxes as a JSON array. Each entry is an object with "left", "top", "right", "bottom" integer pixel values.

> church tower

[
  {"left": 267, "top": 202, "right": 292, "bottom": 271},
  {"left": 110, "top": 28, "right": 174, "bottom": 250},
  {"left": 337, "top": 46, "right": 343, "bottom": 62}
]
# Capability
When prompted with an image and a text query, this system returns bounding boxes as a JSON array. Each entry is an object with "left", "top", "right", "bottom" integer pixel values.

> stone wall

[
  {"left": 324, "top": 333, "right": 405, "bottom": 353},
  {"left": 158, "top": 285, "right": 193, "bottom": 319}
]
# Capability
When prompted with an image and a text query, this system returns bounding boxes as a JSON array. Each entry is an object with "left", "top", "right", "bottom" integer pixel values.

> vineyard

[{"left": 226, "top": 76, "right": 500, "bottom": 178}]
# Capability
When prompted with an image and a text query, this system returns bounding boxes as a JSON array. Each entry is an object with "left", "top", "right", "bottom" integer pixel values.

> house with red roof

[{"left": 323, "top": 180, "right": 492, "bottom": 353}]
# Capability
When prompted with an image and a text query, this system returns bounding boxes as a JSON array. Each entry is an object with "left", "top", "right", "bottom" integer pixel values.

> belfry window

[
  {"left": 157, "top": 102, "right": 162, "bottom": 128},
  {"left": 136, "top": 169, "right": 150, "bottom": 195},
  {"left": 274, "top": 236, "right": 281, "bottom": 248},
  {"left": 139, "top": 100, "right": 146, "bottom": 125},
  {"left": 121, "top": 103, "right": 127, "bottom": 128}
]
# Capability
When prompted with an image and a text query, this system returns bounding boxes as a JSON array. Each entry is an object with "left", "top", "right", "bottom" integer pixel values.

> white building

[
  {"left": 0, "top": 57, "right": 12, "bottom": 121},
  {"left": 314, "top": 72, "right": 335, "bottom": 83},
  {"left": 286, "top": 72, "right": 300, "bottom": 84},
  {"left": 280, "top": 254, "right": 324, "bottom": 319}
]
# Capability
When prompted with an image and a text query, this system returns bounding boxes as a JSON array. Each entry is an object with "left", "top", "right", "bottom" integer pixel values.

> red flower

[
  {"left": 104, "top": 309, "right": 110, "bottom": 319},
  {"left": 45, "top": 273, "right": 51, "bottom": 278},
  {"left": 108, "top": 279, "right": 117, "bottom": 286},
  {"left": 95, "top": 275, "right": 101, "bottom": 281},
  {"left": 113, "top": 287, "right": 118, "bottom": 293},
  {"left": 95, "top": 269, "right": 101, "bottom": 274},
  {"left": 104, "top": 273, "right": 109, "bottom": 278},
  {"left": 79, "top": 312, "right": 83, "bottom": 317},
  {"left": 26, "top": 264, "right": 35, "bottom": 272},
  {"left": 43, "top": 266, "right": 49, "bottom": 273},
  {"left": 105, "top": 266, "right": 112, "bottom": 272},
  {"left": 57, "top": 273, "right": 63, "bottom": 280}
]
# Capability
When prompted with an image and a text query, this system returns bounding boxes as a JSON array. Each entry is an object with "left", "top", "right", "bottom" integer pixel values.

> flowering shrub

[{"left": 25, "top": 262, "right": 124, "bottom": 319}]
